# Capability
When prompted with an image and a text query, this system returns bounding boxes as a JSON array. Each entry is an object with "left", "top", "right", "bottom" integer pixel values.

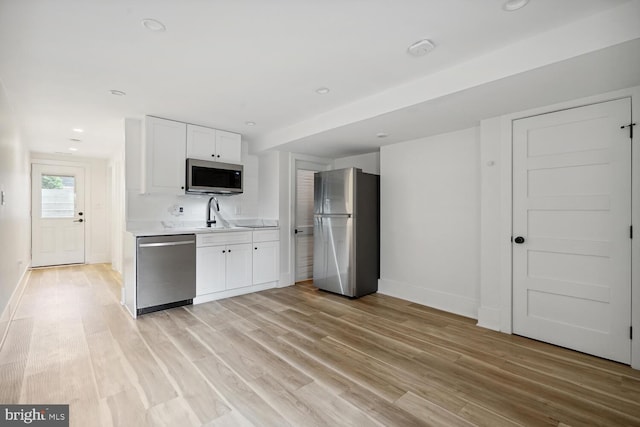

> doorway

[
  {"left": 294, "top": 160, "right": 329, "bottom": 283},
  {"left": 31, "top": 164, "right": 86, "bottom": 267},
  {"left": 512, "top": 98, "right": 632, "bottom": 363}
]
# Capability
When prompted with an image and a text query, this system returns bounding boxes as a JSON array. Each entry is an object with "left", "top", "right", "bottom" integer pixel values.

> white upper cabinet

[
  {"left": 186, "top": 124, "right": 241, "bottom": 163},
  {"left": 186, "top": 124, "right": 217, "bottom": 160},
  {"left": 215, "top": 130, "right": 242, "bottom": 163},
  {"left": 142, "top": 116, "right": 187, "bottom": 195}
]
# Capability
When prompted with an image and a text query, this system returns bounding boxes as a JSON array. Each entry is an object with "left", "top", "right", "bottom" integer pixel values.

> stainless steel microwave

[{"left": 185, "top": 159, "right": 243, "bottom": 194}]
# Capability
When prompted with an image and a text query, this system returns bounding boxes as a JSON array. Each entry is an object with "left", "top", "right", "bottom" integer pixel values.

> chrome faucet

[{"left": 206, "top": 196, "right": 219, "bottom": 227}]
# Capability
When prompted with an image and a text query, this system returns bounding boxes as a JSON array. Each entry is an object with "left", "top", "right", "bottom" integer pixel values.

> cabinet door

[
  {"left": 253, "top": 240, "right": 279, "bottom": 285},
  {"left": 186, "top": 124, "right": 217, "bottom": 160},
  {"left": 196, "top": 245, "right": 226, "bottom": 295},
  {"left": 215, "top": 130, "right": 242, "bottom": 163},
  {"left": 144, "top": 117, "right": 186, "bottom": 194},
  {"left": 225, "top": 243, "right": 253, "bottom": 289}
]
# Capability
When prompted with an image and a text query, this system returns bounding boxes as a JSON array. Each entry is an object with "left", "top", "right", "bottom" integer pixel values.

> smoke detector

[
  {"left": 503, "top": 0, "right": 529, "bottom": 11},
  {"left": 407, "top": 39, "right": 436, "bottom": 57}
]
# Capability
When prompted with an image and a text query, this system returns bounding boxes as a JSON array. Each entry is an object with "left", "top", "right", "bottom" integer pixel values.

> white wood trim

[
  {"left": 0, "top": 265, "right": 30, "bottom": 351},
  {"left": 495, "top": 85, "right": 640, "bottom": 367},
  {"left": 379, "top": 278, "right": 478, "bottom": 319},
  {"left": 477, "top": 307, "right": 501, "bottom": 330},
  {"left": 287, "top": 153, "right": 333, "bottom": 288},
  {"left": 194, "top": 281, "right": 278, "bottom": 304}
]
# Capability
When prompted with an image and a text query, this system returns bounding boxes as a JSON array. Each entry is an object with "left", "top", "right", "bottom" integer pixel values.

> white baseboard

[
  {"left": 278, "top": 272, "right": 293, "bottom": 288},
  {"left": 477, "top": 306, "right": 501, "bottom": 331},
  {"left": 194, "top": 281, "right": 278, "bottom": 305},
  {"left": 378, "top": 278, "right": 478, "bottom": 319},
  {"left": 0, "top": 264, "right": 31, "bottom": 350},
  {"left": 86, "top": 254, "right": 111, "bottom": 264}
]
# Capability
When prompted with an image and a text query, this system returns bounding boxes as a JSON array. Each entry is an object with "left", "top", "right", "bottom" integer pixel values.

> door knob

[
  {"left": 514, "top": 236, "right": 525, "bottom": 244},
  {"left": 78, "top": 212, "right": 83, "bottom": 216},
  {"left": 294, "top": 229, "right": 298, "bottom": 234},
  {"left": 74, "top": 218, "right": 84, "bottom": 223}
]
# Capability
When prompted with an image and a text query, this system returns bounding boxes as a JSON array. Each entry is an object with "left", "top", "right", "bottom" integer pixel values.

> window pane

[{"left": 41, "top": 175, "right": 75, "bottom": 218}]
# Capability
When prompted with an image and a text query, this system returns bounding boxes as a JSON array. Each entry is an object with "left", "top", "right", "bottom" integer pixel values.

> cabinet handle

[
  {"left": 254, "top": 247, "right": 258, "bottom": 250},
  {"left": 211, "top": 154, "right": 215, "bottom": 157},
  {"left": 217, "top": 154, "right": 220, "bottom": 158},
  {"left": 228, "top": 249, "right": 231, "bottom": 253},
  {"left": 181, "top": 186, "right": 184, "bottom": 190},
  {"left": 222, "top": 250, "right": 226, "bottom": 253}
]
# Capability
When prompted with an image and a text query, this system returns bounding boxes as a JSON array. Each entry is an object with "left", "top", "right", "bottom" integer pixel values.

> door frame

[
  {"left": 31, "top": 157, "right": 93, "bottom": 267},
  {"left": 490, "top": 85, "right": 640, "bottom": 368},
  {"left": 286, "top": 153, "right": 332, "bottom": 287}
]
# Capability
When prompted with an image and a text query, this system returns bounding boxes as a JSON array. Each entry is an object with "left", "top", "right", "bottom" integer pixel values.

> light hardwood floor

[{"left": 1, "top": 264, "right": 640, "bottom": 426}]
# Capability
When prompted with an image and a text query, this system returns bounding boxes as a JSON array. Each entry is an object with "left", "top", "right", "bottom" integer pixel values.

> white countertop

[{"left": 126, "top": 220, "right": 279, "bottom": 237}]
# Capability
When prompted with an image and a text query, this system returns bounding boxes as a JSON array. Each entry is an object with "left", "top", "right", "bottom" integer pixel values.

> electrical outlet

[{"left": 168, "top": 204, "right": 184, "bottom": 216}]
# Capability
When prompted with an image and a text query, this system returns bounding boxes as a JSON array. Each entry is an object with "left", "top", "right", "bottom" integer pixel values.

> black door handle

[
  {"left": 294, "top": 229, "right": 298, "bottom": 234},
  {"left": 74, "top": 218, "right": 84, "bottom": 223},
  {"left": 514, "top": 236, "right": 525, "bottom": 244}
]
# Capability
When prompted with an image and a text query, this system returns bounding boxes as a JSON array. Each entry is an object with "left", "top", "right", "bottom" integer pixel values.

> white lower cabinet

[
  {"left": 196, "top": 245, "right": 226, "bottom": 294},
  {"left": 253, "top": 240, "right": 279, "bottom": 285},
  {"left": 195, "top": 230, "right": 279, "bottom": 303},
  {"left": 225, "top": 243, "right": 253, "bottom": 289}
]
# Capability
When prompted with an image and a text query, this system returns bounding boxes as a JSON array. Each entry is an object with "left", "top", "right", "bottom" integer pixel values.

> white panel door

[
  {"left": 513, "top": 98, "right": 631, "bottom": 363},
  {"left": 295, "top": 168, "right": 316, "bottom": 281},
  {"left": 32, "top": 164, "right": 86, "bottom": 267}
]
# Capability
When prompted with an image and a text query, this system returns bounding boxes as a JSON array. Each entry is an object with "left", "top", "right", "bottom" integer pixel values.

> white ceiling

[{"left": 0, "top": 0, "right": 638, "bottom": 159}]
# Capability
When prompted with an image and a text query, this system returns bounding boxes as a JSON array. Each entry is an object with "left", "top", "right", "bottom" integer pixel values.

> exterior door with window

[{"left": 32, "top": 164, "right": 86, "bottom": 267}]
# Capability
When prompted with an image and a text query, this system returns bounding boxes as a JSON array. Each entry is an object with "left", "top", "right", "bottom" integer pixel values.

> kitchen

[{"left": 2, "top": 0, "right": 640, "bottom": 425}]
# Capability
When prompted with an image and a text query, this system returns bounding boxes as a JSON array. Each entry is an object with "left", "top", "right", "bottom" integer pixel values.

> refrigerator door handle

[{"left": 314, "top": 213, "right": 352, "bottom": 218}]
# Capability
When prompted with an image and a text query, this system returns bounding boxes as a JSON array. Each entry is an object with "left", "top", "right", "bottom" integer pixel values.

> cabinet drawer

[
  {"left": 253, "top": 229, "right": 279, "bottom": 243},
  {"left": 197, "top": 231, "right": 252, "bottom": 247}
]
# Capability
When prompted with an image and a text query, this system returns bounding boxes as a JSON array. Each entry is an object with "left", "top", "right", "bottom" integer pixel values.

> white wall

[
  {"left": 379, "top": 127, "right": 481, "bottom": 318},
  {"left": 109, "top": 145, "right": 125, "bottom": 274},
  {"left": 0, "top": 80, "right": 31, "bottom": 335},
  {"left": 258, "top": 151, "right": 280, "bottom": 220},
  {"left": 31, "top": 153, "right": 111, "bottom": 264},
  {"left": 334, "top": 151, "right": 380, "bottom": 174}
]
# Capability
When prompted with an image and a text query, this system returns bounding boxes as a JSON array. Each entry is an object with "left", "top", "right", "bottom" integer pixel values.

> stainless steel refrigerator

[{"left": 313, "top": 168, "right": 379, "bottom": 297}]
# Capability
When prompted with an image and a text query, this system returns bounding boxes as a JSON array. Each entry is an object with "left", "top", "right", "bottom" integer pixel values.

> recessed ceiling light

[
  {"left": 502, "top": 0, "right": 529, "bottom": 11},
  {"left": 407, "top": 39, "right": 436, "bottom": 57},
  {"left": 315, "top": 87, "right": 330, "bottom": 95},
  {"left": 72, "top": 128, "right": 84, "bottom": 133},
  {"left": 142, "top": 18, "right": 166, "bottom": 32},
  {"left": 245, "top": 121, "right": 256, "bottom": 126},
  {"left": 68, "top": 147, "right": 78, "bottom": 152},
  {"left": 110, "top": 89, "right": 126, "bottom": 96},
  {"left": 376, "top": 133, "right": 389, "bottom": 138},
  {"left": 69, "top": 138, "right": 82, "bottom": 142}
]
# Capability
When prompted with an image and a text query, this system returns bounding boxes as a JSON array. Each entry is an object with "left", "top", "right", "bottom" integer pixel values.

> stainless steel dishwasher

[{"left": 136, "top": 234, "right": 196, "bottom": 316}]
